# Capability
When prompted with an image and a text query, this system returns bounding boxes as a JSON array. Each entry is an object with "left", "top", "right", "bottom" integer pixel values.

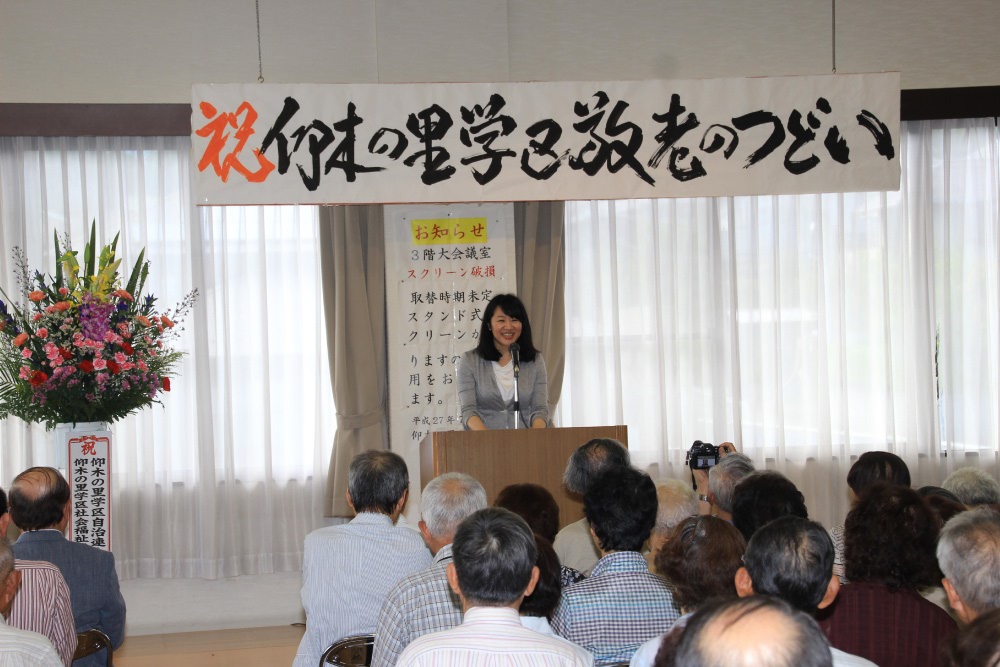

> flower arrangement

[{"left": 0, "top": 224, "right": 197, "bottom": 428}]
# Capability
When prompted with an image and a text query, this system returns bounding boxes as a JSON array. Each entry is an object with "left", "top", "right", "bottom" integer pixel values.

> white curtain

[
  {"left": 0, "top": 136, "right": 333, "bottom": 579},
  {"left": 556, "top": 118, "right": 1000, "bottom": 529}
]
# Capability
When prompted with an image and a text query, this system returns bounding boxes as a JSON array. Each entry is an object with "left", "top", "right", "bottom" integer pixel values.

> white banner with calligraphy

[
  {"left": 384, "top": 203, "right": 515, "bottom": 520},
  {"left": 192, "top": 73, "right": 899, "bottom": 206},
  {"left": 61, "top": 423, "right": 113, "bottom": 552}
]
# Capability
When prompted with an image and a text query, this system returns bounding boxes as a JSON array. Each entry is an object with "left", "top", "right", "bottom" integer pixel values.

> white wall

[{"left": 2, "top": 0, "right": 999, "bottom": 104}]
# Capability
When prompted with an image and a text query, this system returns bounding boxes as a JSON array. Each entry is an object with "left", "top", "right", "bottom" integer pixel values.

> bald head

[
  {"left": 9, "top": 467, "right": 70, "bottom": 531},
  {"left": 673, "top": 597, "right": 832, "bottom": 667}
]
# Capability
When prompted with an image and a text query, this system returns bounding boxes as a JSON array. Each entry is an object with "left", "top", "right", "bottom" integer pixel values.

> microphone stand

[{"left": 510, "top": 343, "right": 521, "bottom": 429}]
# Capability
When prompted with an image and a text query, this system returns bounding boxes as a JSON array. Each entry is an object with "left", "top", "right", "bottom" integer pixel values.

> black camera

[{"left": 686, "top": 440, "right": 720, "bottom": 470}]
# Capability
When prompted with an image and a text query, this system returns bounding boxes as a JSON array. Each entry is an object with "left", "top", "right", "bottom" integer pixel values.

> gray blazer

[
  {"left": 458, "top": 349, "right": 549, "bottom": 429},
  {"left": 13, "top": 530, "right": 125, "bottom": 667}
]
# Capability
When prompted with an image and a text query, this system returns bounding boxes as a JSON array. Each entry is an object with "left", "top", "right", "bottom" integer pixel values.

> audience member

[
  {"left": 735, "top": 516, "right": 875, "bottom": 666},
  {"left": 937, "top": 508, "right": 1000, "bottom": 624},
  {"left": 942, "top": 607, "right": 1000, "bottom": 667},
  {"left": 519, "top": 535, "right": 564, "bottom": 636},
  {"left": 817, "top": 484, "right": 956, "bottom": 667},
  {"left": 831, "top": 451, "right": 911, "bottom": 580},
  {"left": 371, "top": 472, "right": 487, "bottom": 667},
  {"left": 630, "top": 516, "right": 745, "bottom": 667},
  {"left": 943, "top": 467, "right": 1000, "bottom": 508},
  {"left": 731, "top": 470, "right": 809, "bottom": 542},
  {"left": 699, "top": 452, "right": 755, "bottom": 522},
  {"left": 645, "top": 479, "right": 699, "bottom": 574},
  {"left": 495, "top": 483, "right": 586, "bottom": 586},
  {"left": 920, "top": 494, "right": 970, "bottom": 620},
  {"left": 0, "top": 487, "right": 75, "bottom": 666},
  {"left": 918, "top": 485, "right": 963, "bottom": 505},
  {"left": 9, "top": 467, "right": 125, "bottom": 667},
  {"left": 554, "top": 438, "right": 630, "bottom": 575},
  {"left": 0, "top": 538, "right": 62, "bottom": 666},
  {"left": 294, "top": 450, "right": 432, "bottom": 667},
  {"left": 552, "top": 466, "right": 680, "bottom": 666},
  {"left": 396, "top": 508, "right": 593, "bottom": 667},
  {"left": 658, "top": 596, "right": 834, "bottom": 667}
]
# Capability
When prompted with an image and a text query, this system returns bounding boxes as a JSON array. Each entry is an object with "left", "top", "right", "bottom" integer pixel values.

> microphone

[{"left": 509, "top": 342, "right": 521, "bottom": 429}]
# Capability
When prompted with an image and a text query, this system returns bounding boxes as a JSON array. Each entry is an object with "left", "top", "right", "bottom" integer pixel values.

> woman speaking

[{"left": 458, "top": 293, "right": 549, "bottom": 430}]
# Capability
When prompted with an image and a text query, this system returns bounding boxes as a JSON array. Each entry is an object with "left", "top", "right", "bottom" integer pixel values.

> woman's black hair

[{"left": 475, "top": 293, "right": 538, "bottom": 362}]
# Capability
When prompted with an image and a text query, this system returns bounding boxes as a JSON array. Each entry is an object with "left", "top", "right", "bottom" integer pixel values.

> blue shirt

[
  {"left": 293, "top": 513, "right": 432, "bottom": 667},
  {"left": 551, "top": 551, "right": 681, "bottom": 666}
]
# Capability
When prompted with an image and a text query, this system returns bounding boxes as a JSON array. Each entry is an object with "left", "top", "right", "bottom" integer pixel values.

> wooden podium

[{"left": 420, "top": 425, "right": 628, "bottom": 529}]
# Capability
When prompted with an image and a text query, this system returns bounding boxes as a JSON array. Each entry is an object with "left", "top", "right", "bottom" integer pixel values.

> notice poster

[{"left": 384, "top": 203, "right": 515, "bottom": 520}]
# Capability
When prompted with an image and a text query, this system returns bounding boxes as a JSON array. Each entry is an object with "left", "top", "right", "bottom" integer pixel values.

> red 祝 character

[{"left": 196, "top": 101, "right": 276, "bottom": 183}]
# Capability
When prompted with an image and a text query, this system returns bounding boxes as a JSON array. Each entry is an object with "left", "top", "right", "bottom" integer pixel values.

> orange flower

[
  {"left": 12, "top": 333, "right": 28, "bottom": 347},
  {"left": 28, "top": 291, "right": 45, "bottom": 302},
  {"left": 136, "top": 315, "right": 152, "bottom": 327},
  {"left": 113, "top": 289, "right": 134, "bottom": 301},
  {"left": 55, "top": 301, "right": 72, "bottom": 311},
  {"left": 160, "top": 316, "right": 175, "bottom": 328}
]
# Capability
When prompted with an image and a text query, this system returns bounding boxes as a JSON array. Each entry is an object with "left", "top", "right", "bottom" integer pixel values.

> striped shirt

[
  {"left": 0, "top": 615, "right": 63, "bottom": 667},
  {"left": 371, "top": 544, "right": 462, "bottom": 667},
  {"left": 293, "top": 513, "right": 433, "bottom": 667},
  {"left": 551, "top": 551, "right": 681, "bottom": 666},
  {"left": 9, "top": 560, "right": 76, "bottom": 666},
  {"left": 397, "top": 607, "right": 594, "bottom": 667}
]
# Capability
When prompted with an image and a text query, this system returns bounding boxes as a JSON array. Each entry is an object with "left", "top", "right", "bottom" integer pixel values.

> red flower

[
  {"left": 121, "top": 342, "right": 135, "bottom": 355},
  {"left": 106, "top": 361, "right": 121, "bottom": 375},
  {"left": 162, "top": 377, "right": 171, "bottom": 392},
  {"left": 77, "top": 361, "right": 94, "bottom": 373},
  {"left": 58, "top": 348, "right": 72, "bottom": 360},
  {"left": 29, "top": 370, "right": 48, "bottom": 387}
]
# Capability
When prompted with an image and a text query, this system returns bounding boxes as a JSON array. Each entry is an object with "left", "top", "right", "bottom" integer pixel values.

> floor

[{"left": 115, "top": 625, "right": 304, "bottom": 666}]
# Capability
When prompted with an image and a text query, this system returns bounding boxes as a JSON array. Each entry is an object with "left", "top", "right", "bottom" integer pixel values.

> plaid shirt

[
  {"left": 371, "top": 544, "right": 463, "bottom": 667},
  {"left": 551, "top": 551, "right": 680, "bottom": 666}
]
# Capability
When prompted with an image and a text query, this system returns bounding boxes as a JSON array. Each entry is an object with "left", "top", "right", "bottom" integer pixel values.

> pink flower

[
  {"left": 35, "top": 328, "right": 48, "bottom": 339},
  {"left": 18, "top": 366, "right": 32, "bottom": 380},
  {"left": 120, "top": 361, "right": 134, "bottom": 371},
  {"left": 58, "top": 287, "right": 69, "bottom": 296},
  {"left": 21, "top": 348, "right": 32, "bottom": 359},
  {"left": 137, "top": 360, "right": 148, "bottom": 371},
  {"left": 114, "top": 352, "right": 127, "bottom": 364},
  {"left": 93, "top": 358, "right": 107, "bottom": 371},
  {"left": 32, "top": 313, "right": 42, "bottom": 322}
]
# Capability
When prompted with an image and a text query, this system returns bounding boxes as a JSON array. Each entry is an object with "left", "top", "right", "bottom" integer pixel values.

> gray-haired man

[
  {"left": 371, "top": 473, "right": 488, "bottom": 667},
  {"left": 294, "top": 450, "right": 432, "bottom": 667},
  {"left": 937, "top": 508, "right": 1000, "bottom": 624}
]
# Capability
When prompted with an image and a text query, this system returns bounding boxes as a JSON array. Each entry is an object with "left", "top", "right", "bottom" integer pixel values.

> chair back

[
  {"left": 73, "top": 628, "right": 113, "bottom": 666},
  {"left": 319, "top": 634, "right": 375, "bottom": 667}
]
